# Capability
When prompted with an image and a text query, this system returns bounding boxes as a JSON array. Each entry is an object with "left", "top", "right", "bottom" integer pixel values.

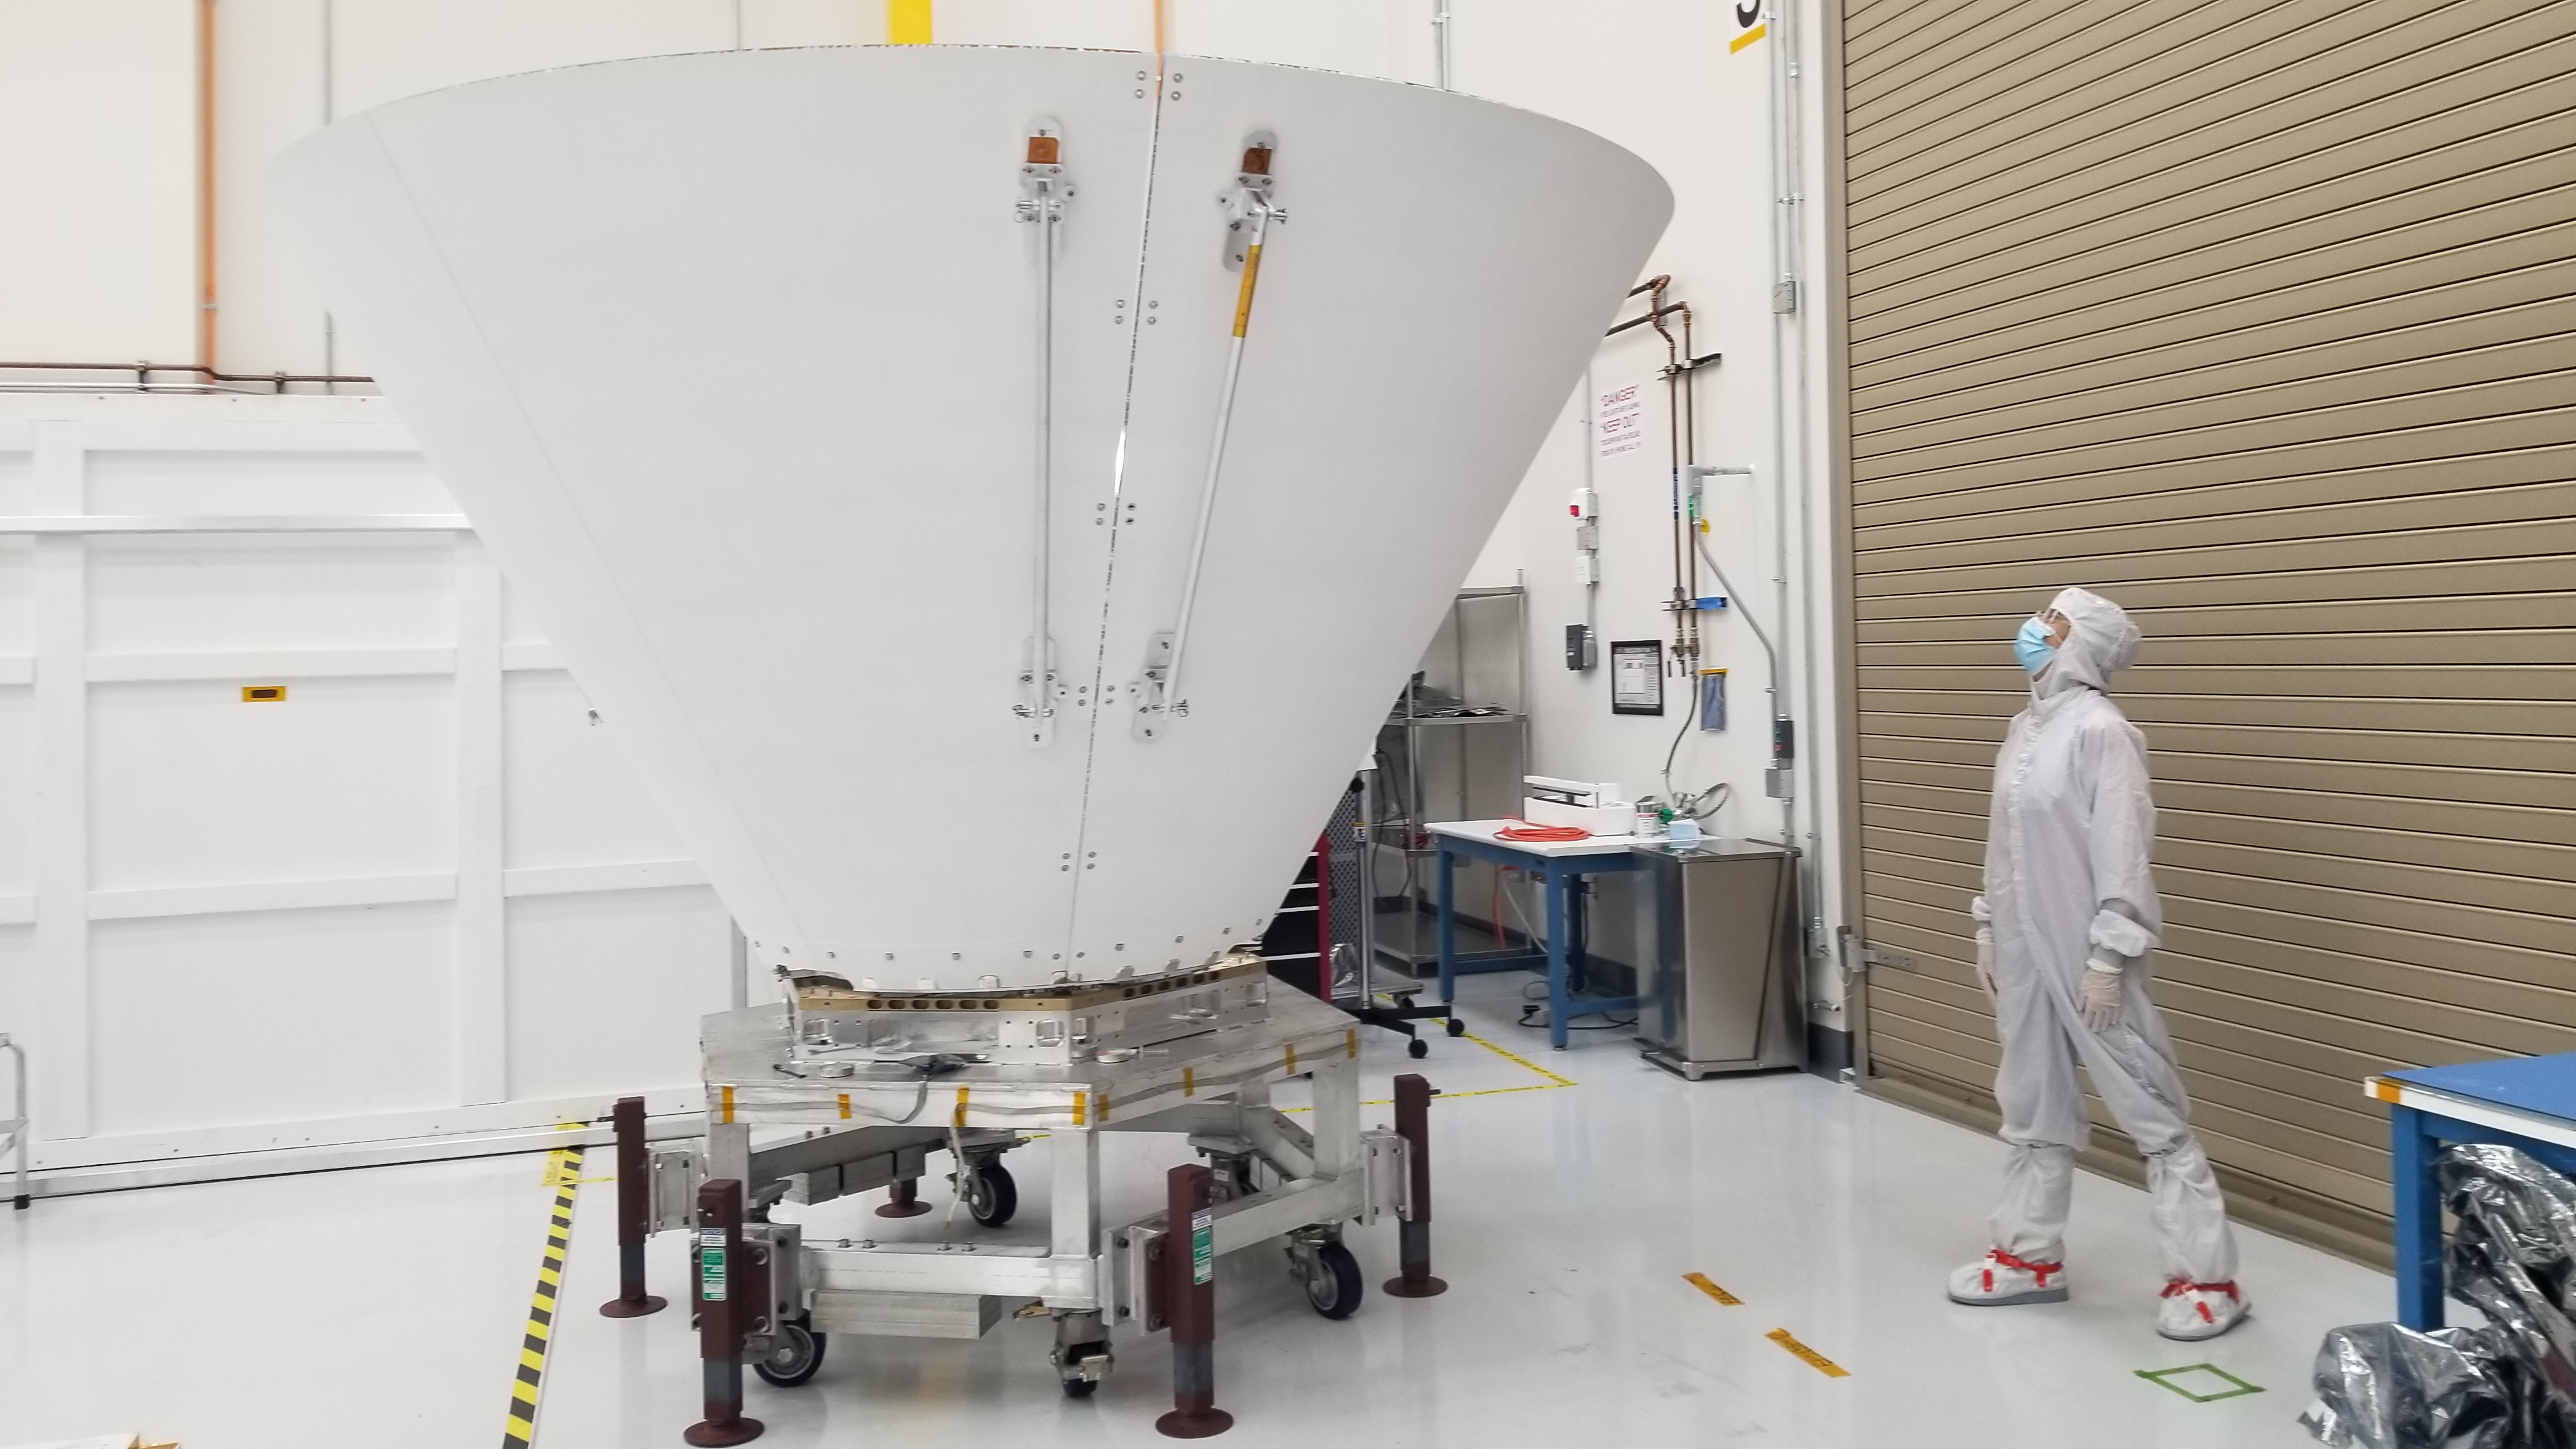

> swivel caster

[
  {"left": 1300, "top": 1242, "right": 1365, "bottom": 1320},
  {"left": 963, "top": 1161, "right": 1018, "bottom": 1227},
  {"left": 1407, "top": 1037, "right": 1429, "bottom": 1059},
  {"left": 1445, "top": 1016, "right": 1467, "bottom": 1038},
  {"left": 752, "top": 1318, "right": 827, "bottom": 1387}
]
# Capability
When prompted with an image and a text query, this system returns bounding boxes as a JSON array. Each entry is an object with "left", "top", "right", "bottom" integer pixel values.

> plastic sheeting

[
  {"left": 2301, "top": 1322, "right": 2517, "bottom": 1448},
  {"left": 2304, "top": 1145, "right": 2576, "bottom": 1446}
]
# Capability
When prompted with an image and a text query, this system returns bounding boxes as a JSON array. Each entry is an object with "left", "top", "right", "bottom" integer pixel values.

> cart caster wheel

[
  {"left": 1303, "top": 1242, "right": 1365, "bottom": 1320},
  {"left": 753, "top": 1320, "right": 826, "bottom": 1388},
  {"left": 1407, "top": 1038, "right": 1429, "bottom": 1059},
  {"left": 1445, "top": 1016, "right": 1467, "bottom": 1038},
  {"left": 965, "top": 1162, "right": 1018, "bottom": 1227},
  {"left": 1062, "top": 1376, "right": 1100, "bottom": 1399}
]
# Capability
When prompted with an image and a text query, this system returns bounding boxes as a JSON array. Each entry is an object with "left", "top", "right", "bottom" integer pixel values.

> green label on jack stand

[
  {"left": 701, "top": 1245, "right": 728, "bottom": 1302},
  {"left": 1191, "top": 1207, "right": 1214, "bottom": 1285}
]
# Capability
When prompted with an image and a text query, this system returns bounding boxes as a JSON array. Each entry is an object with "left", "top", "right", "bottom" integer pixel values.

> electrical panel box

[{"left": 1565, "top": 624, "right": 1595, "bottom": 671}]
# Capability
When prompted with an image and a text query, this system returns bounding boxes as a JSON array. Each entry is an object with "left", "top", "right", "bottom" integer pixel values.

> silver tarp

[{"left": 2304, "top": 1144, "right": 2576, "bottom": 1447}]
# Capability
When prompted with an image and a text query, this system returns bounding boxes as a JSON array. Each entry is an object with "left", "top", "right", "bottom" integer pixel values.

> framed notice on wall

[{"left": 1610, "top": 640, "right": 1664, "bottom": 715}]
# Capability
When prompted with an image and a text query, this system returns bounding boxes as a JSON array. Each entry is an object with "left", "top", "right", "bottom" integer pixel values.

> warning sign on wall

[{"left": 1596, "top": 381, "right": 1644, "bottom": 459}]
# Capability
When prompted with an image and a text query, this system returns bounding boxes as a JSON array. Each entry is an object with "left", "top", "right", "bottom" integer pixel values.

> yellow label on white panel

[{"left": 888, "top": 0, "right": 931, "bottom": 44}]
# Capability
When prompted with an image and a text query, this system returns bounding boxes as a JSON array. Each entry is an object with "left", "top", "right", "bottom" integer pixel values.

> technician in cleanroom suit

[{"left": 1944, "top": 586, "right": 2249, "bottom": 1342}]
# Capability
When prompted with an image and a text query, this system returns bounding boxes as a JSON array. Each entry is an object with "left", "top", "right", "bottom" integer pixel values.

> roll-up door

[{"left": 1832, "top": 0, "right": 2576, "bottom": 1251}]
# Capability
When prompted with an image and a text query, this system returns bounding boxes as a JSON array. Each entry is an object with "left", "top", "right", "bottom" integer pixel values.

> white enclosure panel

[
  {"left": 0, "top": 928, "right": 25, "bottom": 1043},
  {"left": 87, "top": 676, "right": 456, "bottom": 894},
  {"left": 0, "top": 452, "right": 30, "bottom": 518},
  {"left": 86, "top": 535, "right": 457, "bottom": 657},
  {"left": 1069, "top": 64, "right": 1671, "bottom": 963},
  {"left": 0, "top": 687, "right": 31, "bottom": 897},
  {"left": 0, "top": 538, "right": 27, "bottom": 659},
  {"left": 271, "top": 46, "right": 1671, "bottom": 990},
  {"left": 504, "top": 670, "right": 691, "bottom": 871},
  {"left": 84, "top": 903, "right": 458, "bottom": 1139},
  {"left": 503, "top": 887, "right": 729, "bottom": 1102},
  {"left": 84, "top": 449, "right": 452, "bottom": 517}
]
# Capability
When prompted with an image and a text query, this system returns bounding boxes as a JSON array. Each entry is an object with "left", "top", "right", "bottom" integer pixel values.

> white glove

[
  {"left": 2080, "top": 957, "right": 2124, "bottom": 1033},
  {"left": 1974, "top": 928, "right": 1997, "bottom": 1009}
]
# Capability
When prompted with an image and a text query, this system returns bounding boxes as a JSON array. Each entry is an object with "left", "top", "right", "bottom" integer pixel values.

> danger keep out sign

[{"left": 1596, "top": 381, "right": 1644, "bottom": 459}]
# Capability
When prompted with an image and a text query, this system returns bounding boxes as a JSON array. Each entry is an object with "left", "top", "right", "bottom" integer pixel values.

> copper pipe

[
  {"left": 0, "top": 362, "right": 373, "bottom": 388},
  {"left": 197, "top": 0, "right": 217, "bottom": 372}
]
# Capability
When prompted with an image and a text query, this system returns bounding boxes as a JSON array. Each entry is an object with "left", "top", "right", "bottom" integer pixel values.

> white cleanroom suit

[{"left": 1945, "top": 586, "right": 2248, "bottom": 1341}]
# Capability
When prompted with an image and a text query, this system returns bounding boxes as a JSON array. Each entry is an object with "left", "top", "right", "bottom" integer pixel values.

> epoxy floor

[{"left": 0, "top": 974, "right": 2398, "bottom": 1448}]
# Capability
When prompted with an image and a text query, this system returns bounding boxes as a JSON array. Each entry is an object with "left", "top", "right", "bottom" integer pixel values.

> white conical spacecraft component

[{"left": 270, "top": 46, "right": 1671, "bottom": 992}]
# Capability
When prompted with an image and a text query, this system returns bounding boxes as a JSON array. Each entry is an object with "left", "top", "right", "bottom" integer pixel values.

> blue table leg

[
  {"left": 1436, "top": 841, "right": 1458, "bottom": 1016},
  {"left": 2392, "top": 1104, "right": 2444, "bottom": 1330},
  {"left": 1544, "top": 863, "right": 1572, "bottom": 1051}
]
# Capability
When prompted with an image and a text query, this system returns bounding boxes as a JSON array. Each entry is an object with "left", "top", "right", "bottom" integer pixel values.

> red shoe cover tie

[
  {"left": 2161, "top": 1278, "right": 2241, "bottom": 1322},
  {"left": 1984, "top": 1249, "right": 2062, "bottom": 1292}
]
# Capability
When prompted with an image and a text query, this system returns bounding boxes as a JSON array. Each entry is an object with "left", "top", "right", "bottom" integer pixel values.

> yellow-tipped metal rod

[{"left": 1156, "top": 194, "right": 1273, "bottom": 726}]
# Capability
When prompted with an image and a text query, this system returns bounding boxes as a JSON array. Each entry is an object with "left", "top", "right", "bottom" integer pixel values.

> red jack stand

[
  {"left": 599, "top": 1096, "right": 667, "bottom": 1318},
  {"left": 1155, "top": 1163, "right": 1232, "bottom": 1438},
  {"left": 876, "top": 1175, "right": 931, "bottom": 1218},
  {"left": 684, "top": 1178, "right": 764, "bottom": 1446},
  {"left": 1382, "top": 1074, "right": 1448, "bottom": 1298}
]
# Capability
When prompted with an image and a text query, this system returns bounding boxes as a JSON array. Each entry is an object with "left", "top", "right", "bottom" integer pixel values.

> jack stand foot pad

[
  {"left": 875, "top": 1200, "right": 932, "bottom": 1218},
  {"left": 683, "top": 1418, "right": 763, "bottom": 1447},
  {"left": 1383, "top": 1275, "right": 1449, "bottom": 1298},
  {"left": 1156, "top": 1409, "right": 1234, "bottom": 1438},
  {"left": 599, "top": 1293, "right": 667, "bottom": 1318}
]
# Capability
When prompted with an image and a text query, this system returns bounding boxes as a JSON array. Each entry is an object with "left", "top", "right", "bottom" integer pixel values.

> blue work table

[
  {"left": 2367, "top": 1055, "right": 2576, "bottom": 1330},
  {"left": 1427, "top": 819, "right": 1642, "bottom": 1050}
]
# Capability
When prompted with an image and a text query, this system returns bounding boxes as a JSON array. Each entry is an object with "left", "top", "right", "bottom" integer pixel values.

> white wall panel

[
  {"left": 0, "top": 393, "right": 729, "bottom": 1187},
  {"left": 88, "top": 675, "right": 457, "bottom": 893},
  {"left": 86, "top": 535, "right": 456, "bottom": 656},
  {"left": 0, "top": 0, "right": 197, "bottom": 363},
  {"left": 504, "top": 888, "right": 727, "bottom": 1102},
  {"left": 0, "top": 687, "right": 37, "bottom": 899},
  {"left": 504, "top": 671, "right": 687, "bottom": 872},
  {"left": 84, "top": 447, "right": 448, "bottom": 515},
  {"left": 86, "top": 902, "right": 457, "bottom": 1138}
]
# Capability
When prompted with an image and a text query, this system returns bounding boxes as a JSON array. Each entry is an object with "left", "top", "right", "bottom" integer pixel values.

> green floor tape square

[{"left": 2136, "top": 1364, "right": 2264, "bottom": 1403}]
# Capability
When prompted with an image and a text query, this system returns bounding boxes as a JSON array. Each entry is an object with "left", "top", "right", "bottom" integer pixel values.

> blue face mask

[{"left": 2014, "top": 617, "right": 2058, "bottom": 677}]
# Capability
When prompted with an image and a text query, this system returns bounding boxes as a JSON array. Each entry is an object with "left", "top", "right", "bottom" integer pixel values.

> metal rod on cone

[
  {"left": 684, "top": 1179, "right": 763, "bottom": 1446},
  {"left": 1383, "top": 1073, "right": 1448, "bottom": 1298},
  {"left": 600, "top": 1096, "right": 667, "bottom": 1317},
  {"left": 1156, "top": 1163, "right": 1231, "bottom": 1438}
]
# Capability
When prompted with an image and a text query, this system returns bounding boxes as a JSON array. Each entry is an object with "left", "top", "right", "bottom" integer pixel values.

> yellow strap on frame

[{"left": 1232, "top": 243, "right": 1262, "bottom": 338}]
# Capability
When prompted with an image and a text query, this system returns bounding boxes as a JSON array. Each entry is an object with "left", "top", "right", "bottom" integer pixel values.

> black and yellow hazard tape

[{"left": 504, "top": 1142, "right": 586, "bottom": 1448}]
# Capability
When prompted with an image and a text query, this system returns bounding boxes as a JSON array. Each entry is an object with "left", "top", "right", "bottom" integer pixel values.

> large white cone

[{"left": 270, "top": 46, "right": 1670, "bottom": 991}]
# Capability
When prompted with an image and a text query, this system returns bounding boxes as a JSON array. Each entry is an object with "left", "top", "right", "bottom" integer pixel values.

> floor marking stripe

[
  {"left": 1767, "top": 1328, "right": 1850, "bottom": 1377},
  {"left": 2136, "top": 1363, "right": 2264, "bottom": 1402},
  {"left": 1685, "top": 1272, "right": 1743, "bottom": 1305},
  {"left": 1459, "top": 1030, "right": 1577, "bottom": 1088},
  {"left": 503, "top": 1143, "right": 585, "bottom": 1448}
]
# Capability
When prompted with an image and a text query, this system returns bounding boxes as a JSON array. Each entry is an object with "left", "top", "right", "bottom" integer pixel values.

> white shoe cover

[
  {"left": 2157, "top": 1279, "right": 2250, "bottom": 1340},
  {"left": 1947, "top": 1250, "right": 2069, "bottom": 1306}
]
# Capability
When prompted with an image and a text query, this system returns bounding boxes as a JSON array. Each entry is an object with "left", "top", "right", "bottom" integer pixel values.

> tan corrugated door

[{"left": 1835, "top": 0, "right": 2576, "bottom": 1246}]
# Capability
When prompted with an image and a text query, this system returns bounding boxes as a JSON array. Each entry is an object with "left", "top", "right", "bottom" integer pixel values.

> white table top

[{"left": 1425, "top": 818, "right": 1641, "bottom": 858}]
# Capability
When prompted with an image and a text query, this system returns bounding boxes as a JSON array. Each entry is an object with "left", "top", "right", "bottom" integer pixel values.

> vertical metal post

[
  {"left": 1383, "top": 1073, "right": 1447, "bottom": 1298},
  {"left": 1155, "top": 1163, "right": 1230, "bottom": 1438},
  {"left": 3, "top": 1036, "right": 26, "bottom": 1210},
  {"left": 599, "top": 1096, "right": 665, "bottom": 1317},
  {"left": 2392, "top": 1105, "right": 2444, "bottom": 1330},
  {"left": 684, "top": 1179, "right": 763, "bottom": 1446}
]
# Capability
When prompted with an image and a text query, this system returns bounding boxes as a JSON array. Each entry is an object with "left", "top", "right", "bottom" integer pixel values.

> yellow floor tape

[
  {"left": 1684, "top": 1271, "right": 1743, "bottom": 1306},
  {"left": 1767, "top": 1327, "right": 1850, "bottom": 1378},
  {"left": 504, "top": 1143, "right": 586, "bottom": 1448}
]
